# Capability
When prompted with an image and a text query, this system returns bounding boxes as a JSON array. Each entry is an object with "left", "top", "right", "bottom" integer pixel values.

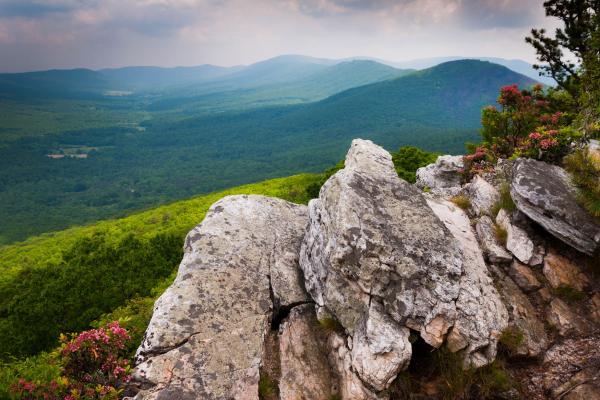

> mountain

[
  {"left": 394, "top": 56, "right": 554, "bottom": 85},
  {"left": 98, "top": 64, "right": 244, "bottom": 90},
  {"left": 148, "top": 59, "right": 410, "bottom": 113},
  {"left": 0, "top": 68, "right": 114, "bottom": 99},
  {"left": 0, "top": 60, "right": 537, "bottom": 244}
]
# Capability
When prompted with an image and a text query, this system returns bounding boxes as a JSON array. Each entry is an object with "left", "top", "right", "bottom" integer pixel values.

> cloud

[{"left": 0, "top": 0, "right": 555, "bottom": 72}]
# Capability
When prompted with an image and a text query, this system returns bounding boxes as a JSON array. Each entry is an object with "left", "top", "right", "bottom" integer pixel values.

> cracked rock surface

[
  {"left": 510, "top": 158, "right": 600, "bottom": 255},
  {"left": 130, "top": 195, "right": 309, "bottom": 400},
  {"left": 300, "top": 139, "right": 507, "bottom": 392}
]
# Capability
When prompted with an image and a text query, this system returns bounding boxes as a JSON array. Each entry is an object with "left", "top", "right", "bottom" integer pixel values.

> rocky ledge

[{"left": 128, "top": 140, "right": 600, "bottom": 400}]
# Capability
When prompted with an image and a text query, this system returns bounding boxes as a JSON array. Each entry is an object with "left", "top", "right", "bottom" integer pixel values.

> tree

[{"left": 526, "top": 0, "right": 600, "bottom": 99}]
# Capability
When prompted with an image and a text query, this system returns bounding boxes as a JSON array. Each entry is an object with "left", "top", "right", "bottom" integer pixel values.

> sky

[{"left": 0, "top": 0, "right": 561, "bottom": 72}]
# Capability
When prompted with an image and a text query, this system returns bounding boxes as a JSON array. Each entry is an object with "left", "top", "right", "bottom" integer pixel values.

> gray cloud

[{"left": 0, "top": 0, "right": 554, "bottom": 72}]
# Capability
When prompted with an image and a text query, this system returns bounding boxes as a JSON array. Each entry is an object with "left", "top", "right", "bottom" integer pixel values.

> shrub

[
  {"left": 451, "top": 195, "right": 471, "bottom": 210},
  {"left": 552, "top": 285, "right": 587, "bottom": 302},
  {"left": 9, "top": 322, "right": 132, "bottom": 400},
  {"left": 564, "top": 147, "right": 600, "bottom": 218},
  {"left": 392, "top": 146, "right": 439, "bottom": 183}
]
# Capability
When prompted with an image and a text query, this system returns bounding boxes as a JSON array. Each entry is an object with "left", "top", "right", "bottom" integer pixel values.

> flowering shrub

[
  {"left": 513, "top": 127, "right": 579, "bottom": 163},
  {"left": 10, "top": 322, "right": 131, "bottom": 400},
  {"left": 464, "top": 84, "right": 577, "bottom": 178}
]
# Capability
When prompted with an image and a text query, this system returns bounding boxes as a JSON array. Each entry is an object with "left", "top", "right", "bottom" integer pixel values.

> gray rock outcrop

[
  {"left": 464, "top": 175, "right": 499, "bottom": 216},
  {"left": 301, "top": 139, "right": 507, "bottom": 392},
  {"left": 131, "top": 195, "right": 309, "bottom": 400},
  {"left": 496, "top": 209, "right": 534, "bottom": 264},
  {"left": 510, "top": 158, "right": 600, "bottom": 255},
  {"left": 415, "top": 154, "right": 463, "bottom": 195},
  {"left": 476, "top": 216, "right": 513, "bottom": 263}
]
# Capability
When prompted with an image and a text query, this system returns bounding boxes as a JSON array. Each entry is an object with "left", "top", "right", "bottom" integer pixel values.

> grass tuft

[
  {"left": 491, "top": 182, "right": 516, "bottom": 217},
  {"left": 494, "top": 223, "right": 508, "bottom": 246},
  {"left": 451, "top": 195, "right": 472, "bottom": 210},
  {"left": 498, "top": 326, "right": 524, "bottom": 355}
]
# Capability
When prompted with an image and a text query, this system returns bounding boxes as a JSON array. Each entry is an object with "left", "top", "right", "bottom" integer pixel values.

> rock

[
  {"left": 476, "top": 216, "right": 513, "bottom": 263},
  {"left": 327, "top": 332, "right": 380, "bottom": 400},
  {"left": 591, "top": 293, "right": 600, "bottom": 323},
  {"left": 301, "top": 139, "right": 507, "bottom": 390},
  {"left": 541, "top": 335, "right": 600, "bottom": 395},
  {"left": 547, "top": 298, "right": 588, "bottom": 336},
  {"left": 529, "top": 245, "right": 545, "bottom": 267},
  {"left": 490, "top": 266, "right": 548, "bottom": 358},
  {"left": 301, "top": 139, "right": 461, "bottom": 380},
  {"left": 279, "top": 305, "right": 334, "bottom": 400},
  {"left": 426, "top": 198, "right": 509, "bottom": 367},
  {"left": 464, "top": 175, "right": 499, "bottom": 216},
  {"left": 351, "top": 302, "right": 411, "bottom": 391},
  {"left": 543, "top": 251, "right": 589, "bottom": 291},
  {"left": 496, "top": 209, "right": 534, "bottom": 264},
  {"left": 551, "top": 368, "right": 600, "bottom": 400},
  {"left": 416, "top": 155, "right": 463, "bottom": 195},
  {"left": 130, "top": 195, "right": 309, "bottom": 400},
  {"left": 510, "top": 158, "right": 600, "bottom": 255},
  {"left": 508, "top": 261, "right": 542, "bottom": 293}
]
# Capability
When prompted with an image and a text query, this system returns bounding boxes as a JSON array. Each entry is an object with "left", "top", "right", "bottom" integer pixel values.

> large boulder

[
  {"left": 130, "top": 195, "right": 309, "bottom": 400},
  {"left": 301, "top": 139, "right": 507, "bottom": 392},
  {"left": 416, "top": 155, "right": 463, "bottom": 195},
  {"left": 496, "top": 209, "right": 534, "bottom": 264},
  {"left": 510, "top": 158, "right": 600, "bottom": 255},
  {"left": 464, "top": 175, "right": 499, "bottom": 217}
]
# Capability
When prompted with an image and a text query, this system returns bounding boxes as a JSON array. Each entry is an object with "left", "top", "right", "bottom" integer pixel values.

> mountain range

[{"left": 0, "top": 58, "right": 537, "bottom": 244}]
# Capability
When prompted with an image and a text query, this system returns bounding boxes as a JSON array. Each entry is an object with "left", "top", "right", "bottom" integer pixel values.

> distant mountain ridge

[{"left": 0, "top": 54, "right": 546, "bottom": 101}]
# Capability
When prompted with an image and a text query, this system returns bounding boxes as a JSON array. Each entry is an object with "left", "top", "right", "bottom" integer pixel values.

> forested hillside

[{"left": 0, "top": 60, "right": 536, "bottom": 244}]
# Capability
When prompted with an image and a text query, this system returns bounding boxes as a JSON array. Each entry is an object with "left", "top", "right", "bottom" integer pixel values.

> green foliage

[
  {"left": 258, "top": 374, "right": 278, "bottom": 399},
  {"left": 564, "top": 148, "right": 600, "bottom": 218},
  {"left": 491, "top": 183, "right": 516, "bottom": 217},
  {"left": 0, "top": 174, "right": 322, "bottom": 361},
  {"left": 451, "top": 195, "right": 471, "bottom": 210},
  {"left": 498, "top": 327, "right": 524, "bottom": 355},
  {"left": 392, "top": 146, "right": 439, "bottom": 183},
  {"left": 0, "top": 60, "right": 535, "bottom": 245},
  {"left": 305, "top": 160, "right": 345, "bottom": 199},
  {"left": 0, "top": 352, "right": 61, "bottom": 399},
  {"left": 433, "top": 349, "right": 513, "bottom": 399},
  {"left": 0, "top": 232, "right": 182, "bottom": 358}
]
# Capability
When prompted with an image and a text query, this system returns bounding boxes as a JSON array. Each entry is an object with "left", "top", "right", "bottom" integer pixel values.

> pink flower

[
  {"left": 540, "top": 138, "right": 558, "bottom": 149},
  {"left": 529, "top": 132, "right": 542, "bottom": 140}
]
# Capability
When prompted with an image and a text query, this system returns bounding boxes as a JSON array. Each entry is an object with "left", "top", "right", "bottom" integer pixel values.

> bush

[
  {"left": 564, "top": 147, "right": 600, "bottom": 218},
  {"left": 494, "top": 224, "right": 508, "bottom": 246},
  {"left": 498, "top": 327, "right": 524, "bottom": 355},
  {"left": 392, "top": 146, "right": 438, "bottom": 183},
  {"left": 9, "top": 322, "right": 132, "bottom": 400}
]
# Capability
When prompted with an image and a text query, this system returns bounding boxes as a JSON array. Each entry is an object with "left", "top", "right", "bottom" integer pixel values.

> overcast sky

[{"left": 0, "top": 0, "right": 560, "bottom": 72}]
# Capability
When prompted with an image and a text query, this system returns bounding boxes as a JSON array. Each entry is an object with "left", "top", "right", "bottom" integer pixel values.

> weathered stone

[
  {"left": 327, "top": 332, "right": 380, "bottom": 400},
  {"left": 415, "top": 155, "right": 463, "bottom": 195},
  {"left": 351, "top": 302, "right": 411, "bottom": 391},
  {"left": 279, "top": 304, "right": 334, "bottom": 400},
  {"left": 427, "top": 198, "right": 509, "bottom": 367},
  {"left": 464, "top": 175, "right": 499, "bottom": 216},
  {"left": 476, "top": 216, "right": 513, "bottom": 263},
  {"left": 301, "top": 139, "right": 507, "bottom": 389},
  {"left": 490, "top": 266, "right": 548, "bottom": 358},
  {"left": 509, "top": 261, "right": 541, "bottom": 293},
  {"left": 529, "top": 245, "right": 545, "bottom": 267},
  {"left": 511, "top": 158, "right": 600, "bottom": 255},
  {"left": 543, "top": 251, "right": 589, "bottom": 291},
  {"left": 591, "top": 293, "right": 600, "bottom": 323},
  {"left": 547, "top": 298, "right": 588, "bottom": 336},
  {"left": 496, "top": 209, "right": 534, "bottom": 264},
  {"left": 552, "top": 368, "right": 600, "bottom": 400},
  {"left": 131, "top": 195, "right": 309, "bottom": 400}
]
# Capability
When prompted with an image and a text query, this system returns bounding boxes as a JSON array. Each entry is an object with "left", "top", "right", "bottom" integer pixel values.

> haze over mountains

[{"left": 0, "top": 56, "right": 539, "bottom": 244}]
